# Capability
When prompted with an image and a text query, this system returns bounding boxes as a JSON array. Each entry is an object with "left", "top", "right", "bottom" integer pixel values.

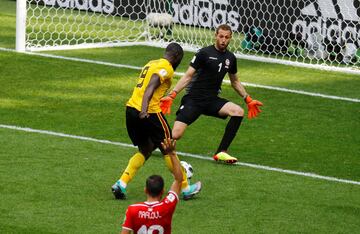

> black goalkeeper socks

[{"left": 216, "top": 116, "right": 243, "bottom": 153}]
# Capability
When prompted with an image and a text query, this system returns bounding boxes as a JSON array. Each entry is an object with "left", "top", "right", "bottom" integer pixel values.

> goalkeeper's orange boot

[{"left": 213, "top": 151, "right": 238, "bottom": 164}]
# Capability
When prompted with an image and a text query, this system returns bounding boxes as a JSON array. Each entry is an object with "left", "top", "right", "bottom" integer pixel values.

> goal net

[{"left": 18, "top": 0, "right": 360, "bottom": 73}]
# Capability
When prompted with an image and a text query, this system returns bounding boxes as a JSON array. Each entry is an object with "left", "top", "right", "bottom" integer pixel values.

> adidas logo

[
  {"left": 301, "top": 0, "right": 358, "bottom": 22},
  {"left": 292, "top": 0, "right": 360, "bottom": 44},
  {"left": 42, "top": 0, "right": 115, "bottom": 14},
  {"left": 207, "top": 0, "right": 229, "bottom": 5},
  {"left": 172, "top": 0, "right": 240, "bottom": 31}
]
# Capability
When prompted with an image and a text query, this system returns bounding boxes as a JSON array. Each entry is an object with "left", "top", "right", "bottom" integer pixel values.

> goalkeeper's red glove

[
  {"left": 160, "top": 90, "right": 177, "bottom": 115},
  {"left": 245, "top": 95, "right": 263, "bottom": 119}
]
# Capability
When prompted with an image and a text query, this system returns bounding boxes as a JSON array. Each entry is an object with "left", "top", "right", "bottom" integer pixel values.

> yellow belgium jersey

[{"left": 127, "top": 58, "right": 174, "bottom": 113}]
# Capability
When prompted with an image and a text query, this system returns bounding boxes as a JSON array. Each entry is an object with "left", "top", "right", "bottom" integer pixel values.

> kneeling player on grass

[
  {"left": 112, "top": 43, "right": 201, "bottom": 201},
  {"left": 160, "top": 24, "right": 263, "bottom": 164},
  {"left": 121, "top": 138, "right": 181, "bottom": 234}
]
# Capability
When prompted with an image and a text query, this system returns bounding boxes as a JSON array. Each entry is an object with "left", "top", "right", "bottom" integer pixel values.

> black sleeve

[
  {"left": 229, "top": 54, "right": 237, "bottom": 74},
  {"left": 189, "top": 49, "right": 206, "bottom": 70}
]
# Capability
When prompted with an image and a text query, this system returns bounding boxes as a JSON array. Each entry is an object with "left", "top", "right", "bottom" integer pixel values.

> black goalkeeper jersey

[{"left": 186, "top": 45, "right": 237, "bottom": 99}]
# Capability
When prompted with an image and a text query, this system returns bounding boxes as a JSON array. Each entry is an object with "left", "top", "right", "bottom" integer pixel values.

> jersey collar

[
  {"left": 213, "top": 44, "right": 227, "bottom": 54},
  {"left": 161, "top": 58, "right": 172, "bottom": 66},
  {"left": 144, "top": 201, "right": 160, "bottom": 205}
]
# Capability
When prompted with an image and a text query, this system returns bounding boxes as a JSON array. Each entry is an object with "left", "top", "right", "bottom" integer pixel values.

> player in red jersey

[{"left": 121, "top": 138, "right": 182, "bottom": 234}]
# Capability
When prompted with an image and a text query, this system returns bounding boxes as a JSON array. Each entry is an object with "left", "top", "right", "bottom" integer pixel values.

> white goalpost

[
  {"left": 16, "top": 0, "right": 27, "bottom": 52},
  {"left": 16, "top": 0, "right": 360, "bottom": 74}
]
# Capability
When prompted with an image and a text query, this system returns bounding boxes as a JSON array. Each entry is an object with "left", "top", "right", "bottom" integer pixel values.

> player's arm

[
  {"left": 172, "top": 66, "right": 196, "bottom": 94},
  {"left": 228, "top": 73, "right": 263, "bottom": 119},
  {"left": 139, "top": 74, "right": 161, "bottom": 119},
  {"left": 161, "top": 138, "right": 182, "bottom": 195},
  {"left": 228, "top": 73, "right": 248, "bottom": 98},
  {"left": 160, "top": 66, "right": 196, "bottom": 114}
]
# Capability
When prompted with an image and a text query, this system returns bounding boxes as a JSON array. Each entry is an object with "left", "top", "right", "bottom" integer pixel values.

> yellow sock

[
  {"left": 164, "top": 154, "right": 189, "bottom": 191},
  {"left": 120, "top": 152, "right": 146, "bottom": 185}
]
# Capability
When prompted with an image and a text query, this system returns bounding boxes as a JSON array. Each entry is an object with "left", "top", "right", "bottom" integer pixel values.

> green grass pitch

[{"left": 1, "top": 0, "right": 360, "bottom": 233}]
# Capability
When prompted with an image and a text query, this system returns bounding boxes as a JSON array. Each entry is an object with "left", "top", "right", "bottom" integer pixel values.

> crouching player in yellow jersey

[{"left": 112, "top": 43, "right": 201, "bottom": 200}]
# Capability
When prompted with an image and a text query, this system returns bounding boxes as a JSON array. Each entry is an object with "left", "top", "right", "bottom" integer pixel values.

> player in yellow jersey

[{"left": 112, "top": 43, "right": 201, "bottom": 200}]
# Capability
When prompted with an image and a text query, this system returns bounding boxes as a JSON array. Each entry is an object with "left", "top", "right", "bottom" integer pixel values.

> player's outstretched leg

[
  {"left": 213, "top": 115, "right": 243, "bottom": 164},
  {"left": 164, "top": 154, "right": 201, "bottom": 200},
  {"left": 112, "top": 151, "right": 146, "bottom": 199}
]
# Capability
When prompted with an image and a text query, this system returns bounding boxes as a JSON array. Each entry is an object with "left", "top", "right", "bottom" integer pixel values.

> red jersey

[{"left": 122, "top": 191, "right": 179, "bottom": 234}]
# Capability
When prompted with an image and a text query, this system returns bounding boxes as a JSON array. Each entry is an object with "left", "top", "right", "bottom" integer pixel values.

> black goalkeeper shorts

[
  {"left": 126, "top": 106, "right": 171, "bottom": 148},
  {"left": 175, "top": 95, "right": 229, "bottom": 125}
]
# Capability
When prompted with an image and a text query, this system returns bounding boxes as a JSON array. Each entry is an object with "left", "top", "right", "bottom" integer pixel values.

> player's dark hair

[
  {"left": 164, "top": 42, "right": 184, "bottom": 70},
  {"left": 165, "top": 42, "right": 183, "bottom": 56},
  {"left": 216, "top": 24, "right": 232, "bottom": 35},
  {"left": 146, "top": 175, "right": 164, "bottom": 197}
]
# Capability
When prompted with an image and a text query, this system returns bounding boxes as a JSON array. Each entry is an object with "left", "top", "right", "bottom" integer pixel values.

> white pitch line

[
  {"left": 1, "top": 124, "right": 359, "bottom": 186},
  {"left": 1, "top": 47, "right": 359, "bottom": 103},
  {"left": 227, "top": 81, "right": 360, "bottom": 103}
]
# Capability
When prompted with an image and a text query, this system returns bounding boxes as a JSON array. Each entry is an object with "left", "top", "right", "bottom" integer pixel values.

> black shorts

[
  {"left": 126, "top": 106, "right": 171, "bottom": 147},
  {"left": 175, "top": 95, "right": 229, "bottom": 125}
]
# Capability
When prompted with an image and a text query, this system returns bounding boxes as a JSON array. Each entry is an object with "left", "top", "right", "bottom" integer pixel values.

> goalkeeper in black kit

[{"left": 160, "top": 24, "right": 263, "bottom": 164}]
